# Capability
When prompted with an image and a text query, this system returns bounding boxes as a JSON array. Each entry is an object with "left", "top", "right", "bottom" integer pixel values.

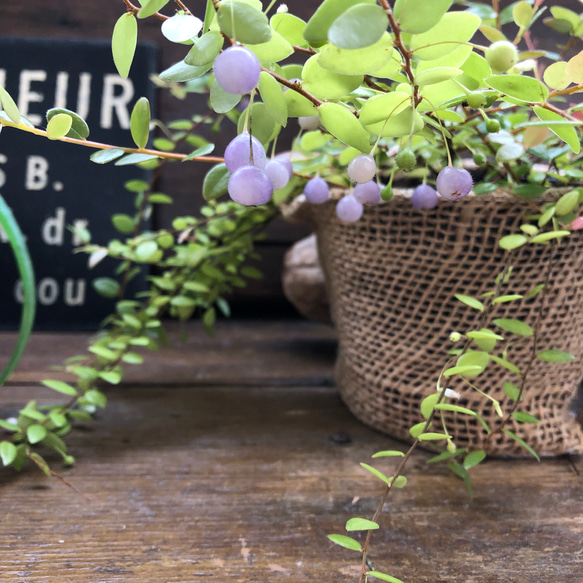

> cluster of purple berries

[
  {"left": 213, "top": 46, "right": 474, "bottom": 217},
  {"left": 225, "top": 133, "right": 292, "bottom": 206}
]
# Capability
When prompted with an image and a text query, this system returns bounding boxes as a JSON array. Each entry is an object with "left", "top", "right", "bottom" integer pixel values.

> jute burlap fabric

[{"left": 304, "top": 189, "right": 583, "bottom": 457}]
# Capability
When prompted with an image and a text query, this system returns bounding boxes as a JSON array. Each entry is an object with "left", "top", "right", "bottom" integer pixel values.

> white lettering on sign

[
  {"left": 38, "top": 278, "right": 59, "bottom": 305},
  {"left": 14, "top": 278, "right": 87, "bottom": 307},
  {"left": 42, "top": 207, "right": 65, "bottom": 246},
  {"left": 18, "top": 70, "right": 47, "bottom": 125},
  {"left": 0, "top": 69, "right": 133, "bottom": 130},
  {"left": 100, "top": 74, "right": 134, "bottom": 130},
  {"left": 25, "top": 155, "right": 50, "bottom": 191}
]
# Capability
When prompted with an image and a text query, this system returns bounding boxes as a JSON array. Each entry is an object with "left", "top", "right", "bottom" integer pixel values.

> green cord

[{"left": 0, "top": 193, "right": 36, "bottom": 386}]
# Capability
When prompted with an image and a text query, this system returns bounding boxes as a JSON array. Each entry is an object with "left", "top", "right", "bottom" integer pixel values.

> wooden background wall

[{"left": 0, "top": 0, "right": 578, "bottom": 316}]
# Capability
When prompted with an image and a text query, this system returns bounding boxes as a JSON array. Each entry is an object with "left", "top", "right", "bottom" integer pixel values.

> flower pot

[{"left": 302, "top": 189, "right": 583, "bottom": 457}]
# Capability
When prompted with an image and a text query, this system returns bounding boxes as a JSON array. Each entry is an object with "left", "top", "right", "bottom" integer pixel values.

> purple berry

[
  {"left": 303, "top": 176, "right": 329, "bottom": 204},
  {"left": 347, "top": 154, "right": 376, "bottom": 184},
  {"left": 411, "top": 184, "right": 438, "bottom": 209},
  {"left": 265, "top": 159, "right": 291, "bottom": 190},
  {"left": 436, "top": 167, "right": 473, "bottom": 201},
  {"left": 353, "top": 181, "right": 381, "bottom": 205},
  {"left": 274, "top": 153, "right": 293, "bottom": 178},
  {"left": 336, "top": 195, "right": 363, "bottom": 222},
  {"left": 214, "top": 46, "right": 260, "bottom": 95},
  {"left": 224, "top": 133, "right": 266, "bottom": 172},
  {"left": 228, "top": 165, "right": 273, "bottom": 206}
]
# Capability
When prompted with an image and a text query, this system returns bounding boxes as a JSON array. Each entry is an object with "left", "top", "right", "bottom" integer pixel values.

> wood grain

[{"left": 0, "top": 321, "right": 581, "bottom": 582}]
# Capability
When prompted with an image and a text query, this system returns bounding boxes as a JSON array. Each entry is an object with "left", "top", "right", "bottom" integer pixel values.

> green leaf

[
  {"left": 270, "top": 13, "right": 306, "bottom": 46},
  {"left": 46, "top": 108, "right": 90, "bottom": 139},
  {"left": 499, "top": 234, "right": 528, "bottom": 250},
  {"left": 135, "top": 241, "right": 159, "bottom": 262},
  {"left": 203, "top": 164, "right": 230, "bottom": 201},
  {"left": 454, "top": 294, "right": 484, "bottom": 311},
  {"left": 391, "top": 475, "right": 407, "bottom": 488},
  {"left": 371, "top": 450, "right": 405, "bottom": 458},
  {"left": 513, "top": 1, "right": 533, "bottom": 27},
  {"left": 258, "top": 72, "right": 287, "bottom": 127},
  {"left": 115, "top": 153, "right": 159, "bottom": 166},
  {"left": 447, "top": 461, "right": 473, "bottom": 496},
  {"left": 410, "top": 12, "right": 481, "bottom": 60},
  {"left": 0, "top": 85, "right": 21, "bottom": 124},
  {"left": 360, "top": 462, "right": 391, "bottom": 485},
  {"left": 512, "top": 411, "right": 539, "bottom": 424},
  {"left": 366, "top": 572, "right": 405, "bottom": 583},
  {"left": 185, "top": 31, "right": 223, "bottom": 66},
  {"left": 328, "top": 3, "right": 388, "bottom": 50},
  {"left": 318, "top": 33, "right": 394, "bottom": 76},
  {"left": 303, "top": 0, "right": 376, "bottom": 46},
  {"left": 503, "top": 429, "right": 540, "bottom": 461},
  {"left": 420, "top": 393, "right": 440, "bottom": 420},
  {"left": 130, "top": 97, "right": 150, "bottom": 149},
  {"left": 416, "top": 67, "right": 463, "bottom": 86},
  {"left": 418, "top": 432, "right": 452, "bottom": 441},
  {"left": 90, "top": 148, "right": 125, "bottom": 164},
  {"left": 530, "top": 230, "right": 571, "bottom": 243},
  {"left": 486, "top": 75, "right": 548, "bottom": 103},
  {"left": 463, "top": 450, "right": 486, "bottom": 469},
  {"left": 496, "top": 142, "right": 524, "bottom": 162},
  {"left": 555, "top": 189, "right": 580, "bottom": 216},
  {"left": 100, "top": 371, "right": 122, "bottom": 385},
  {"left": 41, "top": 380, "right": 78, "bottom": 396},
  {"left": 536, "top": 350, "right": 575, "bottom": 363},
  {"left": 443, "top": 365, "right": 483, "bottom": 378},
  {"left": 533, "top": 106, "right": 580, "bottom": 154},
  {"left": 456, "top": 351, "right": 489, "bottom": 378},
  {"left": 112, "top": 13, "right": 138, "bottom": 79},
  {"left": 183, "top": 144, "right": 216, "bottom": 161},
  {"left": 492, "top": 318, "right": 533, "bottom": 337},
  {"left": 0, "top": 420, "right": 19, "bottom": 432},
  {"left": 466, "top": 330, "right": 504, "bottom": 341},
  {"left": 138, "top": 0, "right": 170, "bottom": 19},
  {"left": 159, "top": 60, "right": 214, "bottom": 83},
  {"left": 241, "top": 266, "right": 262, "bottom": 279},
  {"left": 112, "top": 213, "right": 135, "bottom": 234},
  {"left": 216, "top": 0, "right": 272, "bottom": 45},
  {"left": 236, "top": 102, "right": 276, "bottom": 145},
  {"left": 327, "top": 534, "right": 362, "bottom": 552},
  {"left": 93, "top": 277, "right": 121, "bottom": 299},
  {"left": 0, "top": 441, "right": 17, "bottom": 466},
  {"left": 85, "top": 389, "right": 107, "bottom": 408},
  {"left": 434, "top": 403, "right": 477, "bottom": 416},
  {"left": 345, "top": 518, "right": 379, "bottom": 531},
  {"left": 566, "top": 49, "right": 583, "bottom": 83},
  {"left": 543, "top": 61, "right": 571, "bottom": 91},
  {"left": 247, "top": 30, "right": 294, "bottom": 64},
  {"left": 27, "top": 424, "right": 47, "bottom": 445},
  {"left": 122, "top": 352, "right": 144, "bottom": 365},
  {"left": 46, "top": 113, "right": 73, "bottom": 140},
  {"left": 503, "top": 381, "right": 522, "bottom": 402},
  {"left": 359, "top": 92, "right": 411, "bottom": 126},
  {"left": 490, "top": 354, "right": 522, "bottom": 375},
  {"left": 302, "top": 55, "right": 363, "bottom": 100},
  {"left": 318, "top": 102, "right": 370, "bottom": 152},
  {"left": 394, "top": 0, "right": 452, "bottom": 34},
  {"left": 492, "top": 295, "right": 522, "bottom": 304}
]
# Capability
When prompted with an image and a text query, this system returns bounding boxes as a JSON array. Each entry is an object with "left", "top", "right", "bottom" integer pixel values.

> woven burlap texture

[{"left": 306, "top": 189, "right": 583, "bottom": 457}]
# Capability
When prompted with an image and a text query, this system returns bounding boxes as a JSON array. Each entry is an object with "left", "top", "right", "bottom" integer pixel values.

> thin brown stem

[
  {"left": 382, "top": 1, "right": 421, "bottom": 107},
  {"left": 261, "top": 68, "right": 324, "bottom": 108},
  {"left": 174, "top": 0, "right": 190, "bottom": 13}
]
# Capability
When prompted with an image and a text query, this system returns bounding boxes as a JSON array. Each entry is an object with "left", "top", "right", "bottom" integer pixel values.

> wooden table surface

[{"left": 0, "top": 321, "right": 581, "bottom": 583}]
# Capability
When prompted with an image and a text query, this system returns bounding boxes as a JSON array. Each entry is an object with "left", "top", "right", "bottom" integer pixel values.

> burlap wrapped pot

[{"left": 301, "top": 189, "right": 583, "bottom": 457}]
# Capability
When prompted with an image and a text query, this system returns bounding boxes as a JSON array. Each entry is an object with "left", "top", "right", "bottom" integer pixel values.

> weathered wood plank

[
  {"left": 1, "top": 320, "right": 337, "bottom": 386},
  {"left": 0, "top": 382, "right": 581, "bottom": 583}
]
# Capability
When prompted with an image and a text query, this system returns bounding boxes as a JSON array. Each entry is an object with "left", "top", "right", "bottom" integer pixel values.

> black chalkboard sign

[{"left": 0, "top": 38, "right": 157, "bottom": 330}]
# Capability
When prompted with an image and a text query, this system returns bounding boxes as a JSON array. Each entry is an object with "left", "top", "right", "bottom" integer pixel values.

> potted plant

[{"left": 1, "top": 0, "right": 583, "bottom": 580}]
